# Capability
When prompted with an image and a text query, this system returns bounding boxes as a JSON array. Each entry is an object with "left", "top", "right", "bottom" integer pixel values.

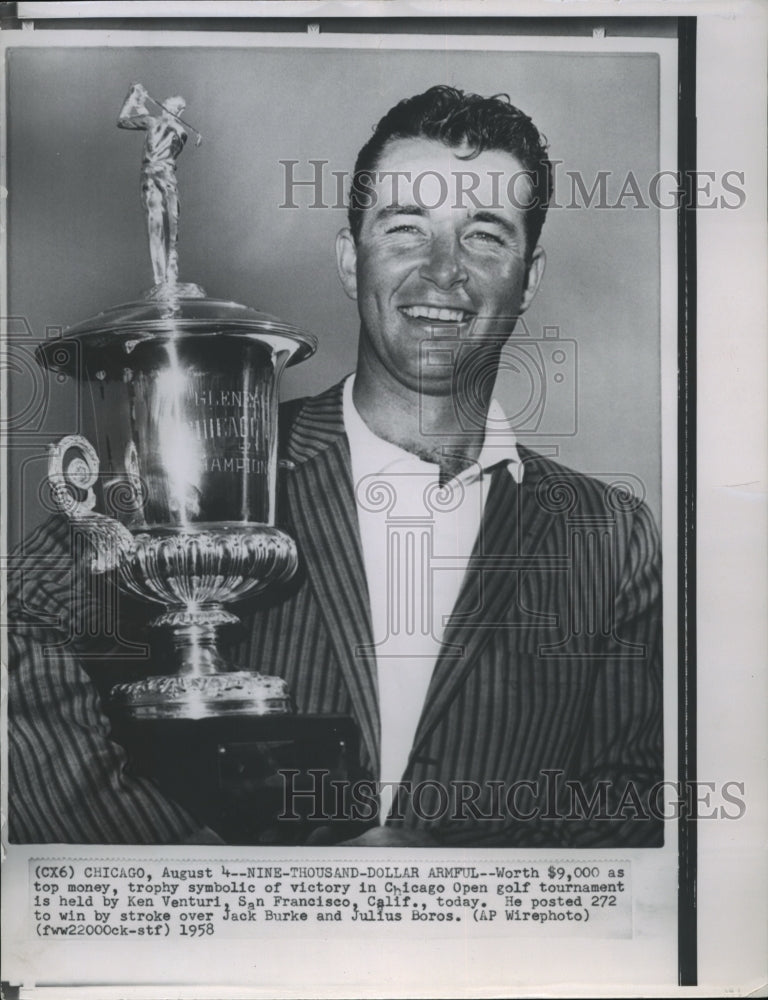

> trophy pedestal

[
  {"left": 110, "top": 713, "right": 367, "bottom": 845},
  {"left": 110, "top": 669, "right": 295, "bottom": 719}
]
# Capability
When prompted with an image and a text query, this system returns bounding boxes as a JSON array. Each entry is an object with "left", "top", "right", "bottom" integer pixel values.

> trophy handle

[{"left": 47, "top": 433, "right": 135, "bottom": 573}]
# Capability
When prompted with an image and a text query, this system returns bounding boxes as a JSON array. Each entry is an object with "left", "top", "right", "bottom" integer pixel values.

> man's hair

[{"left": 348, "top": 85, "right": 553, "bottom": 257}]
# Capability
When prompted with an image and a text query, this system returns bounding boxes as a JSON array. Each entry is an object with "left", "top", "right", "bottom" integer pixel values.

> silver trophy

[{"left": 37, "top": 85, "right": 316, "bottom": 720}]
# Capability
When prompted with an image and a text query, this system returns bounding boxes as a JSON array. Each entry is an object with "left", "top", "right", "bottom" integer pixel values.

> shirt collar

[{"left": 342, "top": 374, "right": 524, "bottom": 485}]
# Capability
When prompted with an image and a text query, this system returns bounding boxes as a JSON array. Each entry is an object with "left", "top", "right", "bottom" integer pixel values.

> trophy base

[{"left": 110, "top": 670, "right": 294, "bottom": 720}]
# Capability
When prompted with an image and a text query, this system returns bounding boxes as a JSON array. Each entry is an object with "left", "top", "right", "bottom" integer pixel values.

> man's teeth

[{"left": 402, "top": 306, "right": 469, "bottom": 322}]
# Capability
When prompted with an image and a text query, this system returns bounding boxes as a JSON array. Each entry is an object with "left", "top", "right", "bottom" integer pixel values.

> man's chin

[{"left": 392, "top": 366, "right": 457, "bottom": 398}]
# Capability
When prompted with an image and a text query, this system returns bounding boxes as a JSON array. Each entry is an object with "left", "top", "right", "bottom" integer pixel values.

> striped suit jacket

[{"left": 8, "top": 379, "right": 662, "bottom": 846}]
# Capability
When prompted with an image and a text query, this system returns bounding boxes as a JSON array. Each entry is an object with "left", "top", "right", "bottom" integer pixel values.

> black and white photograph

[{"left": 1, "top": 3, "right": 765, "bottom": 997}]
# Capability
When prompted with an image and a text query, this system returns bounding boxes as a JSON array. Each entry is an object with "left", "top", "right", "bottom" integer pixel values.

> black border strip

[
  {"left": 677, "top": 15, "right": 698, "bottom": 988},
  {"left": 0, "top": 7, "right": 679, "bottom": 35}
]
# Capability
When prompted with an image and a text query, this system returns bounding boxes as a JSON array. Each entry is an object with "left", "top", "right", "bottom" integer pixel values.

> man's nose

[{"left": 419, "top": 234, "right": 468, "bottom": 289}]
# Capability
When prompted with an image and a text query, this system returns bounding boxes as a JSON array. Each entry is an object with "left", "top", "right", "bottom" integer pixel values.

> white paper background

[{"left": 1, "top": 2, "right": 766, "bottom": 996}]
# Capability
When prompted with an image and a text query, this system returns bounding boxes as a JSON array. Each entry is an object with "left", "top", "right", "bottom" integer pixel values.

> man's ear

[
  {"left": 520, "top": 245, "right": 546, "bottom": 315},
  {"left": 335, "top": 228, "right": 358, "bottom": 301}
]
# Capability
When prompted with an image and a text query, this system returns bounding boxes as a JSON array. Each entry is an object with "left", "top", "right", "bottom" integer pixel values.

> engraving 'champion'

[{"left": 203, "top": 456, "right": 268, "bottom": 474}]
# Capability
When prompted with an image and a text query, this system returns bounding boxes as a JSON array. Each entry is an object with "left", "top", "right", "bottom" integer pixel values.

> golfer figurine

[{"left": 118, "top": 83, "right": 202, "bottom": 295}]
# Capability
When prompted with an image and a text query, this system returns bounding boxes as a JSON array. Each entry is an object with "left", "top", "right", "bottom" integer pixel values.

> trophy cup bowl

[{"left": 38, "top": 293, "right": 316, "bottom": 719}]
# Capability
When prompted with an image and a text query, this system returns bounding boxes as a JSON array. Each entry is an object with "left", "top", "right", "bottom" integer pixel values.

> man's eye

[
  {"left": 465, "top": 229, "right": 504, "bottom": 245},
  {"left": 386, "top": 223, "right": 423, "bottom": 235}
]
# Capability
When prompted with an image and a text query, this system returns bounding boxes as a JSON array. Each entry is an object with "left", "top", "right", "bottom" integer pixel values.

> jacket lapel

[
  {"left": 408, "top": 450, "right": 558, "bottom": 763},
  {"left": 283, "top": 382, "right": 380, "bottom": 776}
]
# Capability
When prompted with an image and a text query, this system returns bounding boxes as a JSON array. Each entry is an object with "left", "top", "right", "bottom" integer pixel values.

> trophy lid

[
  {"left": 37, "top": 294, "right": 318, "bottom": 380},
  {"left": 38, "top": 85, "right": 317, "bottom": 381}
]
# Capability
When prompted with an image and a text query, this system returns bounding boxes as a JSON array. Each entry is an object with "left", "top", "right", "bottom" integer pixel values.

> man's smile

[{"left": 398, "top": 304, "right": 476, "bottom": 324}]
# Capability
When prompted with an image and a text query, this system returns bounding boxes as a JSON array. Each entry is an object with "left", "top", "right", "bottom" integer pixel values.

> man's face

[{"left": 336, "top": 137, "right": 545, "bottom": 396}]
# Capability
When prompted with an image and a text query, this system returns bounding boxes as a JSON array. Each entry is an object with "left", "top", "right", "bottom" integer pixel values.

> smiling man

[{"left": 245, "top": 86, "right": 664, "bottom": 847}]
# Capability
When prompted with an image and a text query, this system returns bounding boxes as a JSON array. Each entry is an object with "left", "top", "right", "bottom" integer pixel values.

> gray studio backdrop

[{"left": 6, "top": 44, "right": 661, "bottom": 545}]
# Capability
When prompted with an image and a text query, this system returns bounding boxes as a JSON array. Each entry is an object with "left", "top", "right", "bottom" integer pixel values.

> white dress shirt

[{"left": 342, "top": 374, "right": 524, "bottom": 821}]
